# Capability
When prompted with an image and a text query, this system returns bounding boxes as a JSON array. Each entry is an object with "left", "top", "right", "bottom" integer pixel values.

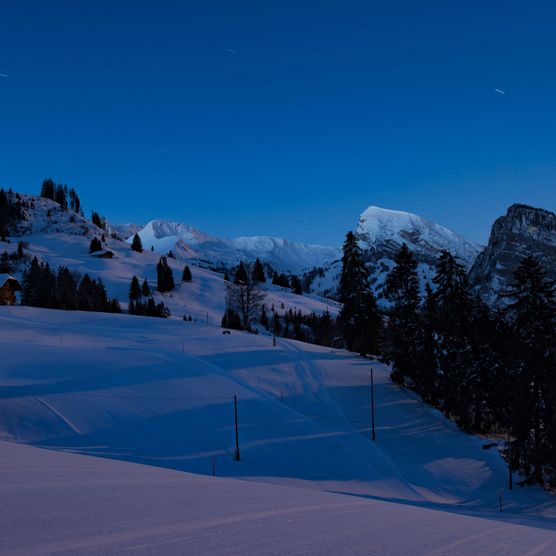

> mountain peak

[{"left": 357, "top": 205, "right": 480, "bottom": 267}]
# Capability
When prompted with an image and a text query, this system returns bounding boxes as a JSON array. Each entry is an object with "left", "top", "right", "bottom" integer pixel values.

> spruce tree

[
  {"left": 337, "top": 231, "right": 381, "bottom": 356},
  {"left": 89, "top": 237, "right": 102, "bottom": 254},
  {"left": 290, "top": 275, "right": 303, "bottom": 295},
  {"left": 182, "top": 265, "right": 192, "bottom": 282},
  {"left": 234, "top": 261, "right": 249, "bottom": 285},
  {"left": 384, "top": 244, "right": 421, "bottom": 385},
  {"left": 156, "top": 256, "right": 174, "bottom": 292},
  {"left": 504, "top": 256, "right": 556, "bottom": 484},
  {"left": 131, "top": 233, "right": 143, "bottom": 253},
  {"left": 141, "top": 278, "right": 150, "bottom": 297},
  {"left": 252, "top": 258, "right": 266, "bottom": 283},
  {"left": 0, "top": 251, "right": 10, "bottom": 273},
  {"left": 432, "top": 250, "right": 473, "bottom": 427},
  {"left": 40, "top": 178, "right": 55, "bottom": 200},
  {"left": 129, "top": 276, "right": 141, "bottom": 300}
]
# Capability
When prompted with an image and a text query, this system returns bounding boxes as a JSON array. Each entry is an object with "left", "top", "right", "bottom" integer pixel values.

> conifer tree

[
  {"left": 252, "top": 258, "right": 266, "bottom": 283},
  {"left": 0, "top": 251, "right": 10, "bottom": 273},
  {"left": 337, "top": 231, "right": 381, "bottom": 356},
  {"left": 156, "top": 256, "right": 174, "bottom": 292},
  {"left": 182, "top": 265, "right": 192, "bottom": 282},
  {"left": 432, "top": 250, "right": 473, "bottom": 427},
  {"left": 131, "top": 233, "right": 143, "bottom": 253},
  {"left": 141, "top": 278, "right": 150, "bottom": 297},
  {"left": 55, "top": 266, "right": 78, "bottom": 310},
  {"left": 384, "top": 244, "right": 421, "bottom": 385},
  {"left": 89, "top": 237, "right": 102, "bottom": 254},
  {"left": 290, "top": 275, "right": 303, "bottom": 295},
  {"left": 54, "top": 184, "right": 68, "bottom": 210},
  {"left": 40, "top": 178, "right": 55, "bottom": 201},
  {"left": 221, "top": 308, "right": 243, "bottom": 330},
  {"left": 234, "top": 261, "right": 249, "bottom": 285},
  {"left": 260, "top": 305, "right": 269, "bottom": 328},
  {"left": 129, "top": 276, "right": 141, "bottom": 300},
  {"left": 504, "top": 256, "right": 556, "bottom": 483}
]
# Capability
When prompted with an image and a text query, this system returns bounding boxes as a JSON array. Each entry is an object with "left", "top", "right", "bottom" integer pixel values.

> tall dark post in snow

[
  {"left": 234, "top": 395, "right": 240, "bottom": 461},
  {"left": 371, "top": 367, "right": 376, "bottom": 441},
  {"left": 507, "top": 429, "right": 513, "bottom": 490}
]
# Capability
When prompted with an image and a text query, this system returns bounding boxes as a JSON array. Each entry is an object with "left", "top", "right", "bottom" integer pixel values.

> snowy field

[
  {"left": 1, "top": 440, "right": 555, "bottom": 556},
  {"left": 0, "top": 306, "right": 555, "bottom": 554}
]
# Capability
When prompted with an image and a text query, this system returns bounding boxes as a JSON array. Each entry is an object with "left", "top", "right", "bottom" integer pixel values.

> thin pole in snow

[
  {"left": 507, "top": 429, "right": 513, "bottom": 490},
  {"left": 371, "top": 367, "right": 376, "bottom": 441},
  {"left": 234, "top": 395, "right": 240, "bottom": 461}
]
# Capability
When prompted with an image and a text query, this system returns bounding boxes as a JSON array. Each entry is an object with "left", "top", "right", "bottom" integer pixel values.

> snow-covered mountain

[
  {"left": 306, "top": 206, "right": 482, "bottom": 302},
  {"left": 357, "top": 206, "right": 480, "bottom": 267},
  {"left": 129, "top": 219, "right": 341, "bottom": 273}
]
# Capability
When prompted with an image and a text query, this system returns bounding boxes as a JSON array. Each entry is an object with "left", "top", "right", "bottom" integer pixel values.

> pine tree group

[
  {"left": 156, "top": 257, "right": 175, "bottom": 292},
  {"left": 21, "top": 257, "right": 120, "bottom": 313},
  {"left": 381, "top": 244, "right": 556, "bottom": 486}
]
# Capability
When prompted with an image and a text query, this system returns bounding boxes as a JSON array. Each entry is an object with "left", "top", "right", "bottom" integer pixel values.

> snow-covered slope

[
  {"left": 2, "top": 440, "right": 554, "bottom": 556},
  {"left": 1, "top": 306, "right": 553, "bottom": 524},
  {"left": 1, "top": 230, "right": 339, "bottom": 326},
  {"left": 130, "top": 219, "right": 341, "bottom": 273}
]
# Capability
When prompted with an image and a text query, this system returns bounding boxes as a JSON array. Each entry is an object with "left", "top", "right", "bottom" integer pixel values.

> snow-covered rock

[{"left": 469, "top": 204, "right": 556, "bottom": 305}]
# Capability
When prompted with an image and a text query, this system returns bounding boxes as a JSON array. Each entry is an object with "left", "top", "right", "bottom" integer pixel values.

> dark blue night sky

[{"left": 1, "top": 1, "right": 555, "bottom": 245}]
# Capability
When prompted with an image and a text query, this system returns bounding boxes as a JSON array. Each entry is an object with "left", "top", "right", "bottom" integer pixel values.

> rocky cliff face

[{"left": 469, "top": 204, "right": 556, "bottom": 304}]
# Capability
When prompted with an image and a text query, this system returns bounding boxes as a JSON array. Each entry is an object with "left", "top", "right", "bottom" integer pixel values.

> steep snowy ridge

[{"left": 357, "top": 206, "right": 480, "bottom": 267}]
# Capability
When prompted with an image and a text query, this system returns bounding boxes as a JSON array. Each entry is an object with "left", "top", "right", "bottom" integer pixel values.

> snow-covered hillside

[
  {"left": 2, "top": 230, "right": 339, "bottom": 325},
  {"left": 129, "top": 219, "right": 341, "bottom": 273},
  {"left": 1, "top": 306, "right": 553, "bottom": 524}
]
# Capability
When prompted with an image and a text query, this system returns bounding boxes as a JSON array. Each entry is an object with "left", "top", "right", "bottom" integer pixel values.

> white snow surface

[
  {"left": 357, "top": 206, "right": 481, "bottom": 267},
  {"left": 1, "top": 439, "right": 555, "bottom": 555},
  {"left": 0, "top": 306, "right": 554, "bottom": 555}
]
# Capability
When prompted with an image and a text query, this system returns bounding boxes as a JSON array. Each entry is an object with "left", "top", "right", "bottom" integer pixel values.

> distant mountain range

[
  {"left": 125, "top": 219, "right": 341, "bottom": 274},
  {"left": 4, "top": 188, "right": 555, "bottom": 306}
]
